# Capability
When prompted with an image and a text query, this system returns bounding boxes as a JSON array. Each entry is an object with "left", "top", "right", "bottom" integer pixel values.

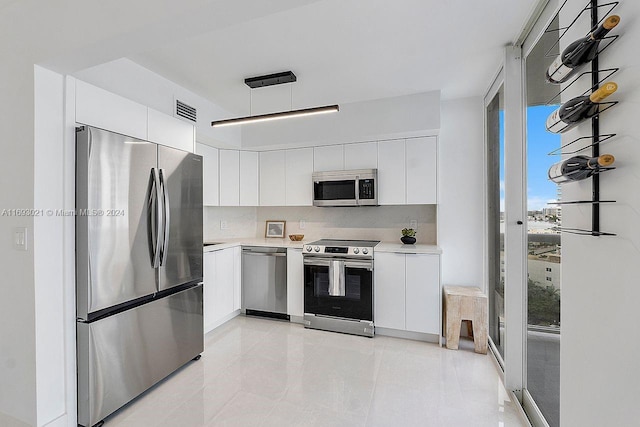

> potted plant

[{"left": 401, "top": 228, "right": 416, "bottom": 244}]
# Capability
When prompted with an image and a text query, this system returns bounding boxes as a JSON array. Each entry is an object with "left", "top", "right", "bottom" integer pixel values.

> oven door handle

[
  {"left": 328, "top": 260, "right": 346, "bottom": 297},
  {"left": 343, "top": 260, "right": 373, "bottom": 271},
  {"left": 303, "top": 258, "right": 332, "bottom": 267}
]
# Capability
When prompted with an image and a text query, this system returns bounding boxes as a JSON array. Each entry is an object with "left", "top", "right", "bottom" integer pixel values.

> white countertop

[
  {"left": 203, "top": 238, "right": 306, "bottom": 252},
  {"left": 374, "top": 242, "right": 442, "bottom": 254},
  {"left": 204, "top": 239, "right": 441, "bottom": 254}
]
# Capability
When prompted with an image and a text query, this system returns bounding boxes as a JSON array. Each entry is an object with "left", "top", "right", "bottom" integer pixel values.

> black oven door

[{"left": 304, "top": 258, "right": 373, "bottom": 321}]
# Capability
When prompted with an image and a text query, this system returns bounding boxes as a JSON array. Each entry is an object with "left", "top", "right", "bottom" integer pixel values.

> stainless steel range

[{"left": 303, "top": 239, "right": 379, "bottom": 337}]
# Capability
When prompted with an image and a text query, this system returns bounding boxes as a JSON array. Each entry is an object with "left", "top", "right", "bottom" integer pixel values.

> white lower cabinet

[
  {"left": 374, "top": 252, "right": 440, "bottom": 335},
  {"left": 204, "top": 247, "right": 241, "bottom": 333},
  {"left": 286, "top": 248, "right": 304, "bottom": 319},
  {"left": 233, "top": 246, "right": 242, "bottom": 311},
  {"left": 405, "top": 254, "right": 440, "bottom": 333},
  {"left": 374, "top": 252, "right": 406, "bottom": 330}
]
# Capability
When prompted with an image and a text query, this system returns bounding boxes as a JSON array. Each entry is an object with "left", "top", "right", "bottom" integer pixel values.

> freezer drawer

[{"left": 77, "top": 285, "right": 203, "bottom": 427}]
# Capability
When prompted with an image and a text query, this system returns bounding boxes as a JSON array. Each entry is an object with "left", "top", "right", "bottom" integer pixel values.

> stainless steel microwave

[{"left": 312, "top": 169, "right": 378, "bottom": 207}]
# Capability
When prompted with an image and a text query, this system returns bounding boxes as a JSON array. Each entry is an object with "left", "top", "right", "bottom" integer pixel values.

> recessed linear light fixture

[{"left": 211, "top": 71, "right": 339, "bottom": 128}]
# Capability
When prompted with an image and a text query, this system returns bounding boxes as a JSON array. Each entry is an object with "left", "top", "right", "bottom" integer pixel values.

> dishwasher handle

[{"left": 242, "top": 251, "right": 287, "bottom": 258}]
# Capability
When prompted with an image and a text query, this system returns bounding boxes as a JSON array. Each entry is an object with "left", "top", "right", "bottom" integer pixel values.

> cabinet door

[
  {"left": 219, "top": 150, "right": 240, "bottom": 206},
  {"left": 374, "top": 252, "right": 406, "bottom": 330},
  {"left": 377, "top": 140, "right": 406, "bottom": 205},
  {"left": 75, "top": 80, "right": 147, "bottom": 140},
  {"left": 259, "top": 150, "right": 286, "bottom": 206},
  {"left": 406, "top": 137, "right": 437, "bottom": 204},
  {"left": 344, "top": 142, "right": 378, "bottom": 170},
  {"left": 203, "top": 251, "right": 217, "bottom": 333},
  {"left": 215, "top": 248, "right": 236, "bottom": 321},
  {"left": 286, "top": 249, "right": 304, "bottom": 318},
  {"left": 405, "top": 254, "right": 440, "bottom": 334},
  {"left": 286, "top": 148, "right": 314, "bottom": 206},
  {"left": 313, "top": 145, "right": 344, "bottom": 171},
  {"left": 233, "top": 247, "right": 242, "bottom": 311},
  {"left": 148, "top": 108, "right": 194, "bottom": 152},
  {"left": 239, "top": 151, "right": 259, "bottom": 206},
  {"left": 196, "top": 143, "right": 219, "bottom": 206}
]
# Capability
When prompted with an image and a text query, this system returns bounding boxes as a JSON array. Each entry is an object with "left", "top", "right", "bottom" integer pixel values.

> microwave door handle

[{"left": 355, "top": 177, "right": 360, "bottom": 205}]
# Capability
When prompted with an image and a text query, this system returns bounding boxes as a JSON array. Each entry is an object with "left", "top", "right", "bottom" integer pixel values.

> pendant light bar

[{"left": 211, "top": 104, "right": 339, "bottom": 128}]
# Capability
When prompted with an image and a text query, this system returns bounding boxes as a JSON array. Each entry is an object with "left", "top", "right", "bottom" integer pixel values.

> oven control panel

[{"left": 303, "top": 245, "right": 373, "bottom": 258}]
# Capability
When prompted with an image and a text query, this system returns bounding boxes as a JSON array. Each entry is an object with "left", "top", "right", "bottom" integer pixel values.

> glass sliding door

[
  {"left": 486, "top": 77, "right": 506, "bottom": 362},
  {"left": 523, "top": 6, "right": 562, "bottom": 427}
]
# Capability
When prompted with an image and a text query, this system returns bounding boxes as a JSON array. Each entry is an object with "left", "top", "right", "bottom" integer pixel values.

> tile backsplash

[{"left": 205, "top": 205, "right": 437, "bottom": 244}]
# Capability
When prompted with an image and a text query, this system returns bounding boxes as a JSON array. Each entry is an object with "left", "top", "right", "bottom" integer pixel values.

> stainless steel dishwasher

[{"left": 242, "top": 247, "right": 289, "bottom": 320}]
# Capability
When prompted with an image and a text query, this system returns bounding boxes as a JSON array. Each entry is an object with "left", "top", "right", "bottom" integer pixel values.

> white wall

[
  {"left": 33, "top": 66, "right": 66, "bottom": 426},
  {"left": 438, "top": 97, "right": 484, "bottom": 287},
  {"left": 559, "top": 1, "right": 640, "bottom": 425},
  {"left": 241, "top": 91, "right": 440, "bottom": 150},
  {"left": 73, "top": 58, "right": 241, "bottom": 148},
  {"left": 0, "top": 12, "right": 37, "bottom": 426}
]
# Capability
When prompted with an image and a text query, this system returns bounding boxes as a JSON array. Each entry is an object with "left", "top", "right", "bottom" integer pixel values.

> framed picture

[{"left": 265, "top": 220, "right": 286, "bottom": 238}]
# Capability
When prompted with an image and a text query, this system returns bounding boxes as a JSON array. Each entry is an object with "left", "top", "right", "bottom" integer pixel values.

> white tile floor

[{"left": 105, "top": 316, "right": 529, "bottom": 427}]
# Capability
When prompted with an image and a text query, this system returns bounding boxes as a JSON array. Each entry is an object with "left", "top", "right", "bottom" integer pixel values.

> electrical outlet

[
  {"left": 220, "top": 220, "right": 228, "bottom": 230},
  {"left": 299, "top": 220, "right": 306, "bottom": 229},
  {"left": 410, "top": 220, "right": 418, "bottom": 229}
]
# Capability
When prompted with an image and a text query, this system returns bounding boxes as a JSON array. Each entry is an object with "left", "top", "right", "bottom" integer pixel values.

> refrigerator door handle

[
  {"left": 160, "top": 169, "right": 171, "bottom": 266},
  {"left": 150, "top": 168, "right": 163, "bottom": 268}
]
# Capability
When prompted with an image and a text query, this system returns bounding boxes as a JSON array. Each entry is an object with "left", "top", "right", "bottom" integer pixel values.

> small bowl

[{"left": 289, "top": 234, "right": 304, "bottom": 241}]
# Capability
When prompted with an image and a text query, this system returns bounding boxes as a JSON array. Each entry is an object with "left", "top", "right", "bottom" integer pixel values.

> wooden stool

[{"left": 443, "top": 286, "right": 488, "bottom": 354}]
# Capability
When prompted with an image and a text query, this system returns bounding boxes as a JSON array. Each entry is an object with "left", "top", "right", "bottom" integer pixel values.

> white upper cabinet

[
  {"left": 260, "top": 150, "right": 286, "bottom": 206},
  {"left": 405, "top": 254, "right": 440, "bottom": 334},
  {"left": 239, "top": 151, "right": 259, "bottom": 206},
  {"left": 75, "top": 79, "right": 147, "bottom": 140},
  {"left": 377, "top": 140, "right": 406, "bottom": 205},
  {"left": 285, "top": 148, "right": 314, "bottom": 206},
  {"left": 406, "top": 137, "right": 437, "bottom": 204},
  {"left": 344, "top": 142, "right": 378, "bottom": 170},
  {"left": 219, "top": 150, "right": 240, "bottom": 206},
  {"left": 313, "top": 145, "right": 344, "bottom": 171},
  {"left": 195, "top": 143, "right": 219, "bottom": 206},
  {"left": 147, "top": 108, "right": 194, "bottom": 152}
]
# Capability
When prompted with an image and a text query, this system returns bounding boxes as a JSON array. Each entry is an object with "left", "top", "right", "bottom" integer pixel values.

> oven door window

[
  {"left": 314, "top": 180, "right": 356, "bottom": 201},
  {"left": 304, "top": 263, "right": 373, "bottom": 321}
]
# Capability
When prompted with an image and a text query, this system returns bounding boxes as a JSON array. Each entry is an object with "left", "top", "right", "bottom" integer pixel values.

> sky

[{"left": 499, "top": 106, "right": 561, "bottom": 212}]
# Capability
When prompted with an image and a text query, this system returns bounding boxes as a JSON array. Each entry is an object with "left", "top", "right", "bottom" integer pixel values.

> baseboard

[
  {"left": 204, "top": 309, "right": 241, "bottom": 334},
  {"left": 289, "top": 314, "right": 304, "bottom": 324},
  {"left": 0, "top": 412, "right": 30, "bottom": 427},
  {"left": 375, "top": 327, "right": 439, "bottom": 343},
  {"left": 43, "top": 413, "right": 69, "bottom": 427}
]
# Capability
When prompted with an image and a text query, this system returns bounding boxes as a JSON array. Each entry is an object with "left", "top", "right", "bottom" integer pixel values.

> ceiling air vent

[{"left": 176, "top": 100, "right": 197, "bottom": 123}]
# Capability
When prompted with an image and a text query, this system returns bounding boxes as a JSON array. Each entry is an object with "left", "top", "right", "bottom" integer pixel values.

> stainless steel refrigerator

[{"left": 75, "top": 126, "right": 203, "bottom": 427}]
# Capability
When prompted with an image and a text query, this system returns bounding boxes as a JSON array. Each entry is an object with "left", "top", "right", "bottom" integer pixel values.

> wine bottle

[
  {"left": 548, "top": 154, "right": 615, "bottom": 183},
  {"left": 546, "top": 15, "right": 620, "bottom": 84},
  {"left": 545, "top": 82, "right": 617, "bottom": 133}
]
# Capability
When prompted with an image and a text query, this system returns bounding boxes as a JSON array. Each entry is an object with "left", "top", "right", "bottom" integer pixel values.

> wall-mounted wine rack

[{"left": 546, "top": 0, "right": 620, "bottom": 236}]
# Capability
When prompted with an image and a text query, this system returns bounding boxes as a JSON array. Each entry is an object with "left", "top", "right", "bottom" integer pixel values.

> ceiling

[{"left": 130, "top": 0, "right": 538, "bottom": 116}]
